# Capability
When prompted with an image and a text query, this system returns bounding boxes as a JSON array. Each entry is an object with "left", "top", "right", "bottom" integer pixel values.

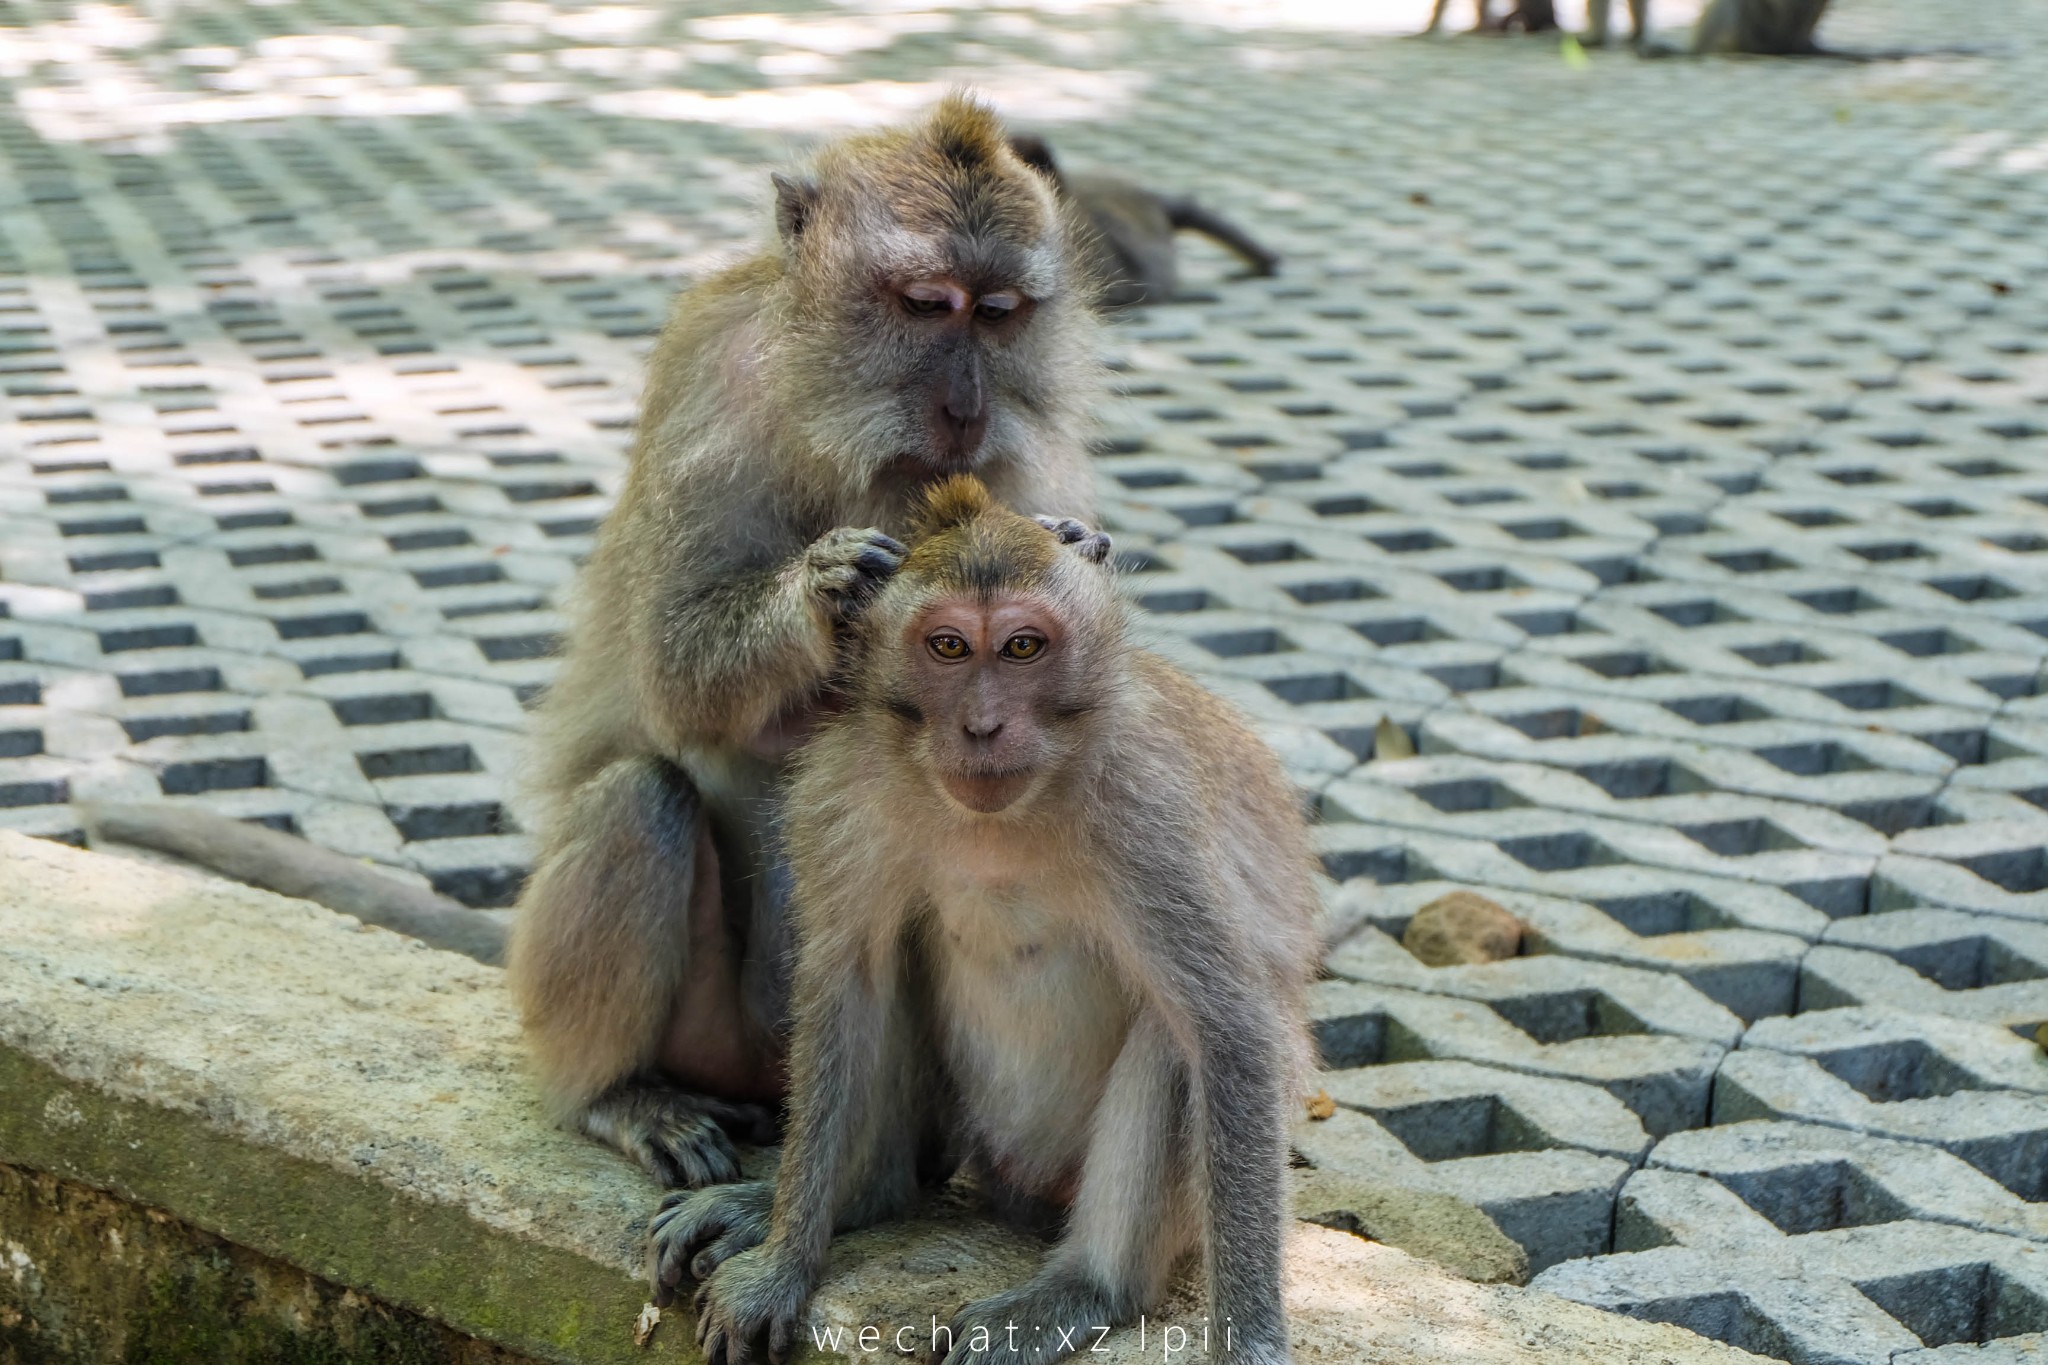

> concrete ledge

[{"left": 0, "top": 831, "right": 1760, "bottom": 1363}]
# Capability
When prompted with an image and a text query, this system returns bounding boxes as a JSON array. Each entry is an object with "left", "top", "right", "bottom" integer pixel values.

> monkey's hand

[
  {"left": 693, "top": 1242, "right": 814, "bottom": 1365},
  {"left": 648, "top": 1179, "right": 775, "bottom": 1306},
  {"left": 1032, "top": 515, "right": 1112, "bottom": 565},
  {"left": 802, "top": 526, "right": 907, "bottom": 625}
]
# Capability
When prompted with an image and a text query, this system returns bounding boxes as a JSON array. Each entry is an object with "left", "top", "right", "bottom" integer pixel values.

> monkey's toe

[
  {"left": 690, "top": 1246, "right": 809, "bottom": 1365},
  {"left": 698, "top": 1096, "right": 780, "bottom": 1144},
  {"left": 647, "top": 1180, "right": 775, "bottom": 1301},
  {"left": 632, "top": 1106, "right": 743, "bottom": 1189}
]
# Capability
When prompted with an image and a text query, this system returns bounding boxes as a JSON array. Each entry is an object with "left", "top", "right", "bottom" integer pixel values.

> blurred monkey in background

[{"left": 1007, "top": 134, "right": 1279, "bottom": 309}]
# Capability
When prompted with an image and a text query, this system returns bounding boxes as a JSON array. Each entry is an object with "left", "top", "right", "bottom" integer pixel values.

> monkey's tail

[
  {"left": 79, "top": 802, "right": 509, "bottom": 965},
  {"left": 1161, "top": 198, "right": 1280, "bottom": 278}
]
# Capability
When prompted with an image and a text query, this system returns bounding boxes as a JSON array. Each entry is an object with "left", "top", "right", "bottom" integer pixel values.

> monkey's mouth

[{"left": 938, "top": 767, "right": 1035, "bottom": 815}]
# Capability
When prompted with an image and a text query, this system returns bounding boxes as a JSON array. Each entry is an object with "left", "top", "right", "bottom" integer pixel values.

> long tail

[
  {"left": 81, "top": 802, "right": 508, "bottom": 964},
  {"left": 1161, "top": 198, "right": 1280, "bottom": 277}
]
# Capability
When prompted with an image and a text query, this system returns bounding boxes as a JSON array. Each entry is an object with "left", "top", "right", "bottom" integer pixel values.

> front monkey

[
  {"left": 507, "top": 96, "right": 1103, "bottom": 1187},
  {"left": 650, "top": 477, "right": 1320, "bottom": 1365}
]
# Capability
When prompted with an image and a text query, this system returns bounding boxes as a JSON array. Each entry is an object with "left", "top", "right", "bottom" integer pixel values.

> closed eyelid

[{"left": 903, "top": 280, "right": 969, "bottom": 310}]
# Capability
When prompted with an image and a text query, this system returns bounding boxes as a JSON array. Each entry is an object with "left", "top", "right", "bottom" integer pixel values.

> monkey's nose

[
  {"left": 938, "top": 365, "right": 988, "bottom": 458},
  {"left": 963, "top": 719, "right": 1003, "bottom": 743},
  {"left": 940, "top": 410, "right": 987, "bottom": 459}
]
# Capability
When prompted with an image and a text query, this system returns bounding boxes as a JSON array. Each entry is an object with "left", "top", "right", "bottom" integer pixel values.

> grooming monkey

[
  {"left": 506, "top": 96, "right": 1106, "bottom": 1188},
  {"left": 648, "top": 477, "right": 1320, "bottom": 1365},
  {"left": 1006, "top": 135, "right": 1279, "bottom": 310}
]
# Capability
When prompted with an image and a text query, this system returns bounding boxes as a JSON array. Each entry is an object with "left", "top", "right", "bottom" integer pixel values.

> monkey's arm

[
  {"left": 624, "top": 513, "right": 903, "bottom": 753},
  {"left": 1159, "top": 197, "right": 1279, "bottom": 279}
]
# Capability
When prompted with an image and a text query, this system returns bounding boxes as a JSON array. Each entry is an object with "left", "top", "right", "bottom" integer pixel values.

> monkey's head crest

[{"left": 896, "top": 476, "right": 1117, "bottom": 614}]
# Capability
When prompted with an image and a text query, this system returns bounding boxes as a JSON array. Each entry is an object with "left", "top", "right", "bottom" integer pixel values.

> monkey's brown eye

[
  {"left": 975, "top": 293, "right": 1020, "bottom": 324},
  {"left": 999, "top": 633, "right": 1045, "bottom": 662},
  {"left": 927, "top": 632, "right": 970, "bottom": 661}
]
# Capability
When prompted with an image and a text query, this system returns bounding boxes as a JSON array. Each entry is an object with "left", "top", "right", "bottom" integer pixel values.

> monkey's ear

[
  {"left": 772, "top": 172, "right": 821, "bottom": 244},
  {"left": 1007, "top": 133, "right": 1061, "bottom": 183}
]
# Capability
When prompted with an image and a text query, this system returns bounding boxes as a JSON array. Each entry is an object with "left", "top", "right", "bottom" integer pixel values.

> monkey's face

[
  {"left": 884, "top": 589, "right": 1095, "bottom": 816},
  {"left": 769, "top": 100, "right": 1098, "bottom": 486},
  {"left": 878, "top": 271, "right": 1036, "bottom": 470}
]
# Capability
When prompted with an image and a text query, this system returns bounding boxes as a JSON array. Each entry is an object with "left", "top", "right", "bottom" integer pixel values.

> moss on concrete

[
  {"left": 0, "top": 1051, "right": 688, "bottom": 1365},
  {"left": 0, "top": 1163, "right": 533, "bottom": 1365}
]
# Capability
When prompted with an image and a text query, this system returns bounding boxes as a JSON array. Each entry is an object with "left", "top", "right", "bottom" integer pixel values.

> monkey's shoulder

[{"left": 1125, "top": 650, "right": 1264, "bottom": 751}]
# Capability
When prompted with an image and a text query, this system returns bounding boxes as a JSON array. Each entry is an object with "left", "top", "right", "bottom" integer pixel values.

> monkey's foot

[
  {"left": 648, "top": 1178, "right": 776, "bottom": 1306},
  {"left": 693, "top": 1243, "right": 814, "bottom": 1365},
  {"left": 1031, "top": 515, "right": 1112, "bottom": 565},
  {"left": 580, "top": 1084, "right": 771, "bottom": 1189},
  {"left": 936, "top": 1269, "right": 1120, "bottom": 1365}
]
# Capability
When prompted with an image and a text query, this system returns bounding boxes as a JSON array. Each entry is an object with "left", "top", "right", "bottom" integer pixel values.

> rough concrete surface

[{"left": 0, "top": 831, "right": 1760, "bottom": 1363}]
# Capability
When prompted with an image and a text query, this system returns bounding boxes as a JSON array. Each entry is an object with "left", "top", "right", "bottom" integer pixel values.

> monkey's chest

[{"left": 929, "top": 891, "right": 1127, "bottom": 1189}]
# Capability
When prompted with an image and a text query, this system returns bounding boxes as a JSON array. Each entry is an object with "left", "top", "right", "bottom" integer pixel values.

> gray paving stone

[
  {"left": 1535, "top": 1221, "right": 2048, "bottom": 1365},
  {"left": 1645, "top": 1120, "right": 2048, "bottom": 1246}
]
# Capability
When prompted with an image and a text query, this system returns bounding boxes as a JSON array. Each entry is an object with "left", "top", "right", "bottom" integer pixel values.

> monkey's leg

[
  {"left": 686, "top": 939, "right": 919, "bottom": 1365},
  {"left": 1160, "top": 199, "right": 1279, "bottom": 280},
  {"left": 939, "top": 1017, "right": 1193, "bottom": 1365},
  {"left": 508, "top": 756, "right": 770, "bottom": 1188},
  {"left": 647, "top": 987, "right": 929, "bottom": 1302},
  {"left": 1423, "top": 0, "right": 1454, "bottom": 33}
]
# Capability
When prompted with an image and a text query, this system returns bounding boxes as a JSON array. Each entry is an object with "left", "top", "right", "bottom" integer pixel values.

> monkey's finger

[
  {"left": 1077, "top": 531, "right": 1113, "bottom": 564},
  {"left": 654, "top": 1117, "right": 742, "bottom": 1188},
  {"left": 648, "top": 1201, "right": 699, "bottom": 1250},
  {"left": 1032, "top": 514, "right": 1087, "bottom": 542},
  {"left": 851, "top": 545, "right": 902, "bottom": 576},
  {"left": 647, "top": 1227, "right": 682, "bottom": 1302},
  {"left": 638, "top": 1140, "right": 689, "bottom": 1190},
  {"left": 652, "top": 1196, "right": 728, "bottom": 1257},
  {"left": 768, "top": 1316, "right": 794, "bottom": 1365},
  {"left": 652, "top": 1235, "right": 692, "bottom": 1299},
  {"left": 688, "top": 1236, "right": 753, "bottom": 1285},
  {"left": 698, "top": 1097, "right": 776, "bottom": 1142}
]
